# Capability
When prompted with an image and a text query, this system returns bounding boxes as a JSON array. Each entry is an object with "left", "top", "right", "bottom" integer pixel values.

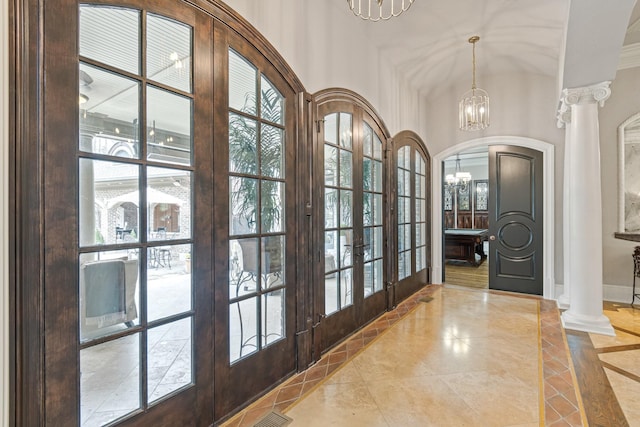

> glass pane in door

[
  {"left": 147, "top": 14, "right": 192, "bottom": 93},
  {"left": 79, "top": 6, "right": 139, "bottom": 74},
  {"left": 147, "top": 87, "right": 192, "bottom": 165},
  {"left": 79, "top": 6, "right": 195, "bottom": 423},
  {"left": 228, "top": 49, "right": 287, "bottom": 364},
  {"left": 415, "top": 153, "right": 427, "bottom": 272},
  {"left": 79, "top": 159, "right": 139, "bottom": 247},
  {"left": 363, "top": 123, "right": 384, "bottom": 298},
  {"left": 323, "top": 112, "right": 354, "bottom": 314},
  {"left": 397, "top": 146, "right": 412, "bottom": 280},
  {"left": 78, "top": 64, "right": 140, "bottom": 157},
  {"left": 147, "top": 317, "right": 193, "bottom": 403},
  {"left": 80, "top": 334, "right": 140, "bottom": 425}
]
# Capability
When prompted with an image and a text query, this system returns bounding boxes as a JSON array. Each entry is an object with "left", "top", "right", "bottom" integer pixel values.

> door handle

[{"left": 489, "top": 235, "right": 496, "bottom": 241}]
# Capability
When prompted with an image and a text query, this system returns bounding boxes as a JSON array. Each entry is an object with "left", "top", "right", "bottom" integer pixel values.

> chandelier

[
  {"left": 459, "top": 36, "right": 489, "bottom": 131},
  {"left": 347, "top": 0, "right": 414, "bottom": 22},
  {"left": 445, "top": 155, "right": 471, "bottom": 192}
]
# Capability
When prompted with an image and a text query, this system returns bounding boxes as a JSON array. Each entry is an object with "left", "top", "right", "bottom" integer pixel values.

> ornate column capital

[{"left": 556, "top": 81, "right": 611, "bottom": 128}]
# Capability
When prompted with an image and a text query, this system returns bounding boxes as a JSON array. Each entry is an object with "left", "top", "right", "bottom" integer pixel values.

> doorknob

[{"left": 489, "top": 235, "right": 496, "bottom": 241}]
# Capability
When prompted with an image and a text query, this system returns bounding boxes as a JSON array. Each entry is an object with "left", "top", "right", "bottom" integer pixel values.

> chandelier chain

[{"left": 472, "top": 40, "right": 477, "bottom": 90}]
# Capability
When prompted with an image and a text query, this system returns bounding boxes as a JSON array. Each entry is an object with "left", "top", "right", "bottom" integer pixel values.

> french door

[
  {"left": 74, "top": 3, "right": 212, "bottom": 425},
  {"left": 30, "top": 0, "right": 302, "bottom": 425},
  {"left": 213, "top": 30, "right": 299, "bottom": 417},
  {"left": 394, "top": 134, "right": 431, "bottom": 303},
  {"left": 315, "top": 97, "right": 387, "bottom": 353}
]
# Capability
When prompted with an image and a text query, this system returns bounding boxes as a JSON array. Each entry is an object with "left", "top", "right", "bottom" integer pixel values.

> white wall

[
  {"left": 224, "top": 1, "right": 570, "bottom": 287},
  {"left": 1, "top": 0, "right": 9, "bottom": 423},
  {"left": 222, "top": 0, "right": 423, "bottom": 136},
  {"left": 424, "top": 72, "right": 566, "bottom": 284},
  {"left": 600, "top": 67, "right": 640, "bottom": 289}
]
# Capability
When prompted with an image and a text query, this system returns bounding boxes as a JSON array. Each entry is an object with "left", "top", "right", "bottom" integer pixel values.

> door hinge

[{"left": 316, "top": 119, "right": 325, "bottom": 133}]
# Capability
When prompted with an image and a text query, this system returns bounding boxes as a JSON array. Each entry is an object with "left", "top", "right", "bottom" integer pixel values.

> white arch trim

[{"left": 431, "top": 136, "right": 556, "bottom": 300}]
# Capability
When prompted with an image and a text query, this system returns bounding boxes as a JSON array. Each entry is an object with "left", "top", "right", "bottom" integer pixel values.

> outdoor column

[{"left": 560, "top": 82, "right": 615, "bottom": 336}]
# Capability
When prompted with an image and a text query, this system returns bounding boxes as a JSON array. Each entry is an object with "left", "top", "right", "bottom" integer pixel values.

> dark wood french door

[
  {"left": 488, "top": 145, "right": 543, "bottom": 295},
  {"left": 40, "top": 1, "right": 215, "bottom": 425},
  {"left": 22, "top": 1, "right": 303, "bottom": 425},
  {"left": 212, "top": 28, "right": 299, "bottom": 417},
  {"left": 394, "top": 133, "right": 431, "bottom": 304},
  {"left": 314, "top": 98, "right": 387, "bottom": 354}
]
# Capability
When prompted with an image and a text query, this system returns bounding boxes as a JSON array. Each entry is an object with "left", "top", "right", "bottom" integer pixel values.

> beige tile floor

[
  {"left": 591, "top": 302, "right": 640, "bottom": 427},
  {"left": 284, "top": 287, "right": 543, "bottom": 427}
]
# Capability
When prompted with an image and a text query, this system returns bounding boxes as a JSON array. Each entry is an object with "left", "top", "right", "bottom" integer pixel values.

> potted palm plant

[{"left": 229, "top": 84, "right": 285, "bottom": 284}]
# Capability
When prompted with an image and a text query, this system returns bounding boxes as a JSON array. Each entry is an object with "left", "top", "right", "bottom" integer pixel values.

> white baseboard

[{"left": 554, "top": 283, "right": 634, "bottom": 304}]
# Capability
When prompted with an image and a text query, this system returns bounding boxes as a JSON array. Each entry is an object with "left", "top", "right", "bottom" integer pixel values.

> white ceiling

[{"left": 344, "top": 0, "right": 570, "bottom": 98}]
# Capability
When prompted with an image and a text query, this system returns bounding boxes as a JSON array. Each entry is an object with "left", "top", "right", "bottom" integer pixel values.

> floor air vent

[{"left": 253, "top": 410, "right": 293, "bottom": 427}]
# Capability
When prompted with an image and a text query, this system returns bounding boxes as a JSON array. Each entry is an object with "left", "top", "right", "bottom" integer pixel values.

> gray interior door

[{"left": 488, "top": 145, "right": 543, "bottom": 295}]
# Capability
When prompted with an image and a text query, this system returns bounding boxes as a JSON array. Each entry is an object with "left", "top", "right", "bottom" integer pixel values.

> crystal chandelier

[
  {"left": 459, "top": 36, "right": 490, "bottom": 131},
  {"left": 445, "top": 155, "right": 471, "bottom": 192},
  {"left": 347, "top": 0, "right": 414, "bottom": 22}
]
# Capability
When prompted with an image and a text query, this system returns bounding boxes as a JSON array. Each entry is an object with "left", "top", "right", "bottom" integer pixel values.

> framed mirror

[{"left": 618, "top": 112, "right": 640, "bottom": 236}]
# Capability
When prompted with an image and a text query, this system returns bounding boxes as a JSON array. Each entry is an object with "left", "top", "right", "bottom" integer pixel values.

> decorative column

[
  {"left": 559, "top": 82, "right": 614, "bottom": 336},
  {"left": 556, "top": 106, "right": 572, "bottom": 309}
]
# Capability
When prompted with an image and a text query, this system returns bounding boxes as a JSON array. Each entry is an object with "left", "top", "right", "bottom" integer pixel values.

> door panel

[
  {"left": 213, "top": 30, "right": 298, "bottom": 418},
  {"left": 316, "top": 100, "right": 387, "bottom": 354},
  {"left": 489, "top": 145, "right": 543, "bottom": 294},
  {"left": 394, "top": 137, "right": 430, "bottom": 304},
  {"left": 76, "top": 4, "right": 211, "bottom": 426}
]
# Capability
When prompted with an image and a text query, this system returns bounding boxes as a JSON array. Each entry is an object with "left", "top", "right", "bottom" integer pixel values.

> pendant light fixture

[
  {"left": 445, "top": 155, "right": 472, "bottom": 192},
  {"left": 347, "top": 0, "right": 414, "bottom": 22},
  {"left": 459, "top": 36, "right": 490, "bottom": 131}
]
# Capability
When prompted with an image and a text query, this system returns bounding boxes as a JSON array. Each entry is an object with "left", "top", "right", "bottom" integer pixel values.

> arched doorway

[{"left": 432, "top": 136, "right": 556, "bottom": 298}]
